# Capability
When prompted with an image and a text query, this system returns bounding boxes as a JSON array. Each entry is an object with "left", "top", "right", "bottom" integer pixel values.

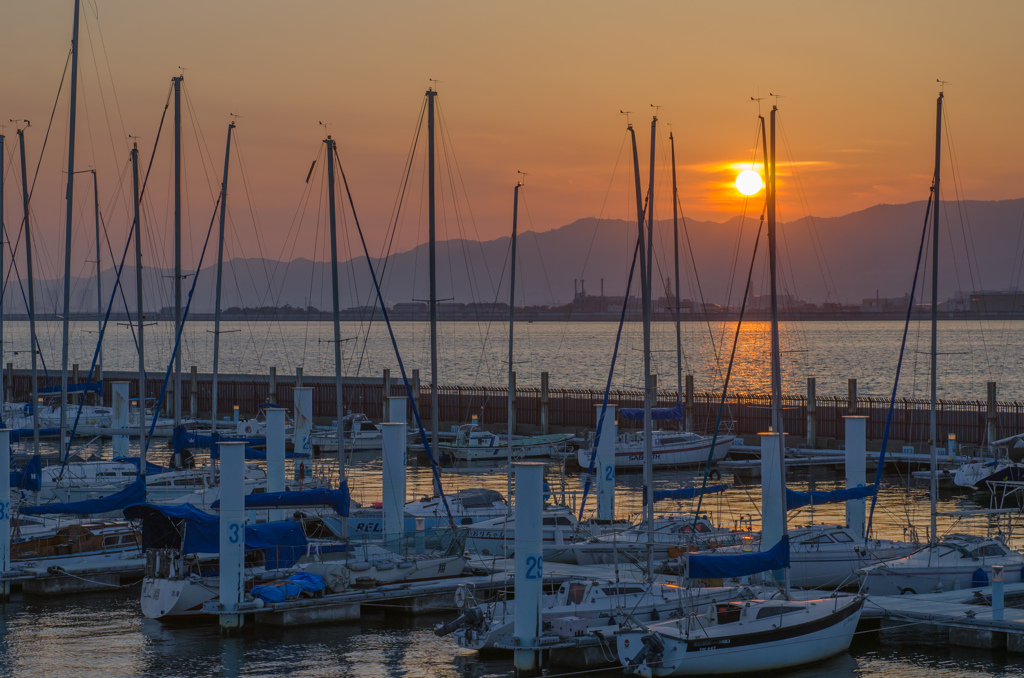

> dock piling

[
  {"left": 760, "top": 432, "right": 784, "bottom": 583},
  {"left": 218, "top": 440, "right": 245, "bottom": 632},
  {"left": 595, "top": 403, "right": 616, "bottom": 522},
  {"left": 266, "top": 407, "right": 286, "bottom": 521},
  {"left": 844, "top": 415, "right": 867, "bottom": 537},
  {"left": 848, "top": 378, "right": 858, "bottom": 415},
  {"left": 269, "top": 366, "right": 277, "bottom": 405},
  {"left": 685, "top": 374, "right": 694, "bottom": 432},
  {"left": 994, "top": 565, "right": 1005, "bottom": 621},
  {"left": 987, "top": 381, "right": 998, "bottom": 446},
  {"left": 513, "top": 461, "right": 544, "bottom": 677},
  {"left": 540, "top": 372, "right": 549, "bottom": 434},
  {"left": 386, "top": 396, "right": 406, "bottom": 424},
  {"left": 382, "top": 422, "right": 407, "bottom": 552}
]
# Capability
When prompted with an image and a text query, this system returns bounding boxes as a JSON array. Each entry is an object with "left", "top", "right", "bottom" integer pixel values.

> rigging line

[
  {"left": 776, "top": 117, "right": 843, "bottom": 311},
  {"left": 25, "top": 48, "right": 72, "bottom": 205},
  {"left": 142, "top": 192, "right": 222, "bottom": 454},
  {"left": 864, "top": 193, "right": 931, "bottom": 539},
  {"left": 677, "top": 196, "right": 724, "bottom": 381},
  {"left": 334, "top": 149, "right": 457, "bottom": 532},
  {"left": 691, "top": 214, "right": 766, "bottom": 526},
  {"left": 87, "top": 5, "right": 132, "bottom": 161},
  {"left": 942, "top": 111, "right": 994, "bottom": 381},
  {"left": 577, "top": 234, "right": 642, "bottom": 521}
]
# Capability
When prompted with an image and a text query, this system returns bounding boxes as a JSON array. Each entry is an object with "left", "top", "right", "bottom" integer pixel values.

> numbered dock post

[
  {"left": 760, "top": 432, "right": 785, "bottom": 584},
  {"left": 111, "top": 382, "right": 129, "bottom": 458},
  {"left": 219, "top": 441, "right": 245, "bottom": 632},
  {"left": 382, "top": 422, "right": 407, "bottom": 553},
  {"left": 386, "top": 396, "right": 406, "bottom": 425},
  {"left": 514, "top": 461, "right": 544, "bottom": 677},
  {"left": 266, "top": 407, "right": 286, "bottom": 521},
  {"left": 293, "top": 386, "right": 313, "bottom": 483},
  {"left": 844, "top": 415, "right": 867, "bottom": 538},
  {"left": 594, "top": 404, "right": 616, "bottom": 522},
  {"left": 0, "top": 430, "right": 10, "bottom": 602}
]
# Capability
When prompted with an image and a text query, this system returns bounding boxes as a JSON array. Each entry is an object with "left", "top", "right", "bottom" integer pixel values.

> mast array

[{"left": 211, "top": 122, "right": 235, "bottom": 436}]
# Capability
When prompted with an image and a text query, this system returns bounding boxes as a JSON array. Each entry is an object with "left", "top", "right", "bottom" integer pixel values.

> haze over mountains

[{"left": 17, "top": 199, "right": 1024, "bottom": 315}]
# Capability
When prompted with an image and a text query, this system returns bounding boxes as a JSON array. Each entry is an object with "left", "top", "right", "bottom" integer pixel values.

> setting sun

[{"left": 736, "top": 169, "right": 764, "bottom": 196}]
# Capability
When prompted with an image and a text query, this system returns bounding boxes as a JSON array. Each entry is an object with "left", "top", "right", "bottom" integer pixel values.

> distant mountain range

[{"left": 12, "top": 198, "right": 1024, "bottom": 315}]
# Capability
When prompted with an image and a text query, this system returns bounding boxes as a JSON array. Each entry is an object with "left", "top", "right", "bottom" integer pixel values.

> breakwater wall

[{"left": 7, "top": 368, "right": 1020, "bottom": 448}]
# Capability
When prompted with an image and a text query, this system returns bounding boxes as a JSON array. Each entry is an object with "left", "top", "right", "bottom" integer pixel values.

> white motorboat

[
  {"left": 577, "top": 429, "right": 735, "bottom": 470},
  {"left": 858, "top": 534, "right": 1024, "bottom": 596},
  {"left": 615, "top": 594, "right": 864, "bottom": 676},
  {"left": 463, "top": 506, "right": 585, "bottom": 559},
  {"left": 342, "top": 487, "right": 510, "bottom": 537},
  {"left": 440, "top": 579, "right": 742, "bottom": 653},
  {"left": 572, "top": 516, "right": 746, "bottom": 566},
  {"left": 440, "top": 423, "right": 573, "bottom": 462},
  {"left": 310, "top": 413, "right": 386, "bottom": 453}
]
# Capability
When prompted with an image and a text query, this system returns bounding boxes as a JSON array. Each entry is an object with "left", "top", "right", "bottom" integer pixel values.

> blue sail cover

[
  {"left": 114, "top": 456, "right": 172, "bottom": 475},
  {"left": 786, "top": 485, "right": 876, "bottom": 511},
  {"left": 39, "top": 381, "right": 103, "bottom": 396},
  {"left": 20, "top": 476, "right": 146, "bottom": 516},
  {"left": 619, "top": 402, "right": 684, "bottom": 421},
  {"left": 123, "top": 503, "right": 307, "bottom": 569},
  {"left": 688, "top": 536, "right": 790, "bottom": 579},
  {"left": 211, "top": 485, "right": 350, "bottom": 517},
  {"left": 653, "top": 484, "right": 729, "bottom": 503},
  {"left": 10, "top": 454, "right": 42, "bottom": 492},
  {"left": 174, "top": 427, "right": 291, "bottom": 460}
]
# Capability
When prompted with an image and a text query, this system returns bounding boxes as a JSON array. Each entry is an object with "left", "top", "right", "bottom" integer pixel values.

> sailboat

[
  {"left": 859, "top": 90, "right": 1024, "bottom": 595},
  {"left": 577, "top": 131, "right": 735, "bottom": 472},
  {"left": 615, "top": 106, "right": 863, "bottom": 677}
]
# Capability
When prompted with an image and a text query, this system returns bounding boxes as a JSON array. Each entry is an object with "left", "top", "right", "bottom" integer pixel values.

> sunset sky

[{"left": 3, "top": 0, "right": 1023, "bottom": 278}]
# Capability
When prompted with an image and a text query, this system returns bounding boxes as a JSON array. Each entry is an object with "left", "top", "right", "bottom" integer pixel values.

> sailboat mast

[
  {"left": 427, "top": 89, "right": 439, "bottom": 455},
  {"left": 930, "top": 92, "right": 943, "bottom": 546},
  {"left": 132, "top": 144, "right": 147, "bottom": 482},
  {"left": 92, "top": 170, "right": 102, "bottom": 384},
  {"left": 670, "top": 132, "right": 683, "bottom": 427},
  {"left": 173, "top": 75, "right": 183, "bottom": 444},
  {"left": 211, "top": 122, "right": 234, "bottom": 435},
  {"left": 507, "top": 181, "right": 521, "bottom": 504},
  {"left": 325, "top": 137, "right": 347, "bottom": 492},
  {"left": 644, "top": 116, "right": 657, "bottom": 575},
  {"left": 59, "top": 0, "right": 81, "bottom": 461},
  {"left": 768, "top": 106, "right": 791, "bottom": 594},
  {"left": 768, "top": 107, "right": 783, "bottom": 438},
  {"left": 17, "top": 128, "right": 40, "bottom": 455}
]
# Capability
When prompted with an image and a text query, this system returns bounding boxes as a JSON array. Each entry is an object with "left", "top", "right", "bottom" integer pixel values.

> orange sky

[{"left": 3, "top": 0, "right": 1023, "bottom": 275}]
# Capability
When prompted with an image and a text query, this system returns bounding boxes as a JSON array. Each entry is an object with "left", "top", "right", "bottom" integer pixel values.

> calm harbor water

[
  {"left": 4, "top": 446, "right": 1024, "bottom": 677},
  {"left": 3, "top": 317, "right": 1024, "bottom": 676},
  {"left": 8, "top": 318, "right": 1024, "bottom": 400}
]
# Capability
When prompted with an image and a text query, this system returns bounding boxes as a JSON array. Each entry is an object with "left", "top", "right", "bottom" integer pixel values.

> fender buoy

[
  {"left": 709, "top": 468, "right": 721, "bottom": 481},
  {"left": 454, "top": 585, "right": 468, "bottom": 609}
]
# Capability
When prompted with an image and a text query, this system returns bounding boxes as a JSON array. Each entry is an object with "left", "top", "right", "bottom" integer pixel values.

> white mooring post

[
  {"left": 218, "top": 441, "right": 245, "bottom": 632},
  {"left": 514, "top": 461, "right": 544, "bottom": 677},
  {"left": 111, "top": 382, "right": 129, "bottom": 457},
  {"left": 293, "top": 386, "right": 313, "bottom": 483},
  {"left": 760, "top": 432, "right": 785, "bottom": 583},
  {"left": 594, "top": 404, "right": 616, "bottom": 522},
  {"left": 844, "top": 415, "right": 867, "bottom": 538},
  {"left": 266, "top": 407, "right": 286, "bottom": 521},
  {"left": 386, "top": 396, "right": 406, "bottom": 424},
  {"left": 0, "top": 430, "right": 10, "bottom": 602},
  {"left": 381, "top": 422, "right": 407, "bottom": 552}
]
